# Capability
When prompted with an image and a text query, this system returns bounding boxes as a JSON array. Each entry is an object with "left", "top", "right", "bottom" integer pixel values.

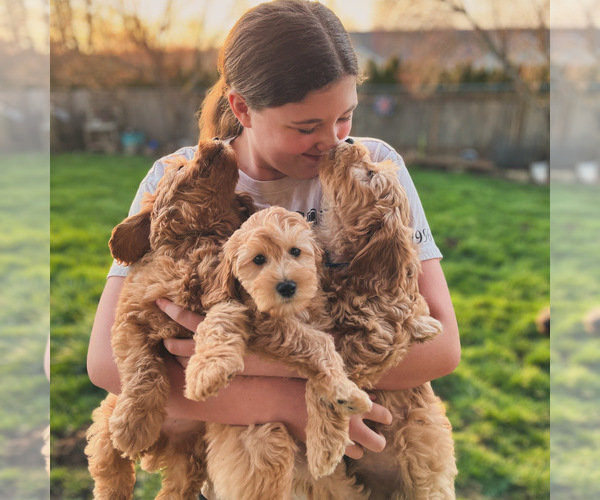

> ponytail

[{"left": 198, "top": 76, "right": 243, "bottom": 140}]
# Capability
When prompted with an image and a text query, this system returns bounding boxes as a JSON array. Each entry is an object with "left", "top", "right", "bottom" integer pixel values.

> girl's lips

[{"left": 302, "top": 153, "right": 322, "bottom": 162}]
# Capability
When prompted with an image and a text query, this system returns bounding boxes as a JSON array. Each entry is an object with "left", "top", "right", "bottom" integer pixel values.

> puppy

[
  {"left": 85, "top": 139, "right": 254, "bottom": 499},
  {"left": 185, "top": 206, "right": 372, "bottom": 500},
  {"left": 315, "top": 141, "right": 457, "bottom": 499}
]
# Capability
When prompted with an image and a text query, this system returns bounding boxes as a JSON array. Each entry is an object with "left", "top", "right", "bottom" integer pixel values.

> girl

[{"left": 87, "top": 0, "right": 460, "bottom": 492}]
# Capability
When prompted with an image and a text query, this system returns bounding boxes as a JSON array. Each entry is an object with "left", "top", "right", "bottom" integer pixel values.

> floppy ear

[
  {"left": 202, "top": 251, "right": 241, "bottom": 308},
  {"left": 311, "top": 234, "right": 328, "bottom": 285},
  {"left": 108, "top": 206, "right": 152, "bottom": 266},
  {"left": 348, "top": 216, "right": 408, "bottom": 280},
  {"left": 235, "top": 192, "right": 257, "bottom": 222}
]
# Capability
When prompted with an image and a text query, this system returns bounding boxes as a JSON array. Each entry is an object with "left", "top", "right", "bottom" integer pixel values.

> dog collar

[{"left": 324, "top": 251, "right": 349, "bottom": 269}]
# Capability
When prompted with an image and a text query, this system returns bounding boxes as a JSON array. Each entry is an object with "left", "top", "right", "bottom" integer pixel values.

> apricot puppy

[
  {"left": 85, "top": 139, "right": 254, "bottom": 500},
  {"left": 315, "top": 140, "right": 457, "bottom": 499},
  {"left": 186, "top": 206, "right": 372, "bottom": 500}
]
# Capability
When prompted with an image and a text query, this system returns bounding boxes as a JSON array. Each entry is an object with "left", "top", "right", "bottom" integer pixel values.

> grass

[
  {"left": 0, "top": 153, "right": 50, "bottom": 500},
  {"left": 549, "top": 182, "right": 600, "bottom": 498},
  {"left": 50, "top": 152, "right": 550, "bottom": 499}
]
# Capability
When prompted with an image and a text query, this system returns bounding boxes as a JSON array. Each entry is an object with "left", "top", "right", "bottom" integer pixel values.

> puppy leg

[
  {"left": 206, "top": 422, "right": 296, "bottom": 500},
  {"left": 337, "top": 318, "right": 416, "bottom": 388},
  {"left": 86, "top": 395, "right": 136, "bottom": 500},
  {"left": 304, "top": 379, "right": 370, "bottom": 480},
  {"left": 255, "top": 321, "right": 371, "bottom": 413},
  {"left": 185, "top": 301, "right": 250, "bottom": 401},
  {"left": 388, "top": 389, "right": 456, "bottom": 500},
  {"left": 253, "top": 321, "right": 371, "bottom": 478},
  {"left": 108, "top": 346, "right": 170, "bottom": 457},
  {"left": 404, "top": 310, "right": 443, "bottom": 343},
  {"left": 149, "top": 432, "right": 208, "bottom": 500},
  {"left": 293, "top": 460, "right": 369, "bottom": 500}
]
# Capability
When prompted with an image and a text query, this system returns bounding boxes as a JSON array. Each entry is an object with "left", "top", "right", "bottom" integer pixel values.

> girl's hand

[
  {"left": 157, "top": 297, "right": 393, "bottom": 458},
  {"left": 156, "top": 298, "right": 204, "bottom": 331},
  {"left": 345, "top": 397, "right": 392, "bottom": 459},
  {"left": 157, "top": 298, "right": 203, "bottom": 369}
]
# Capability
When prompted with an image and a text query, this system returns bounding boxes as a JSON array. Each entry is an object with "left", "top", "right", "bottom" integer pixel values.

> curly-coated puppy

[
  {"left": 185, "top": 206, "right": 372, "bottom": 500},
  {"left": 85, "top": 139, "right": 254, "bottom": 499},
  {"left": 312, "top": 140, "right": 457, "bottom": 499}
]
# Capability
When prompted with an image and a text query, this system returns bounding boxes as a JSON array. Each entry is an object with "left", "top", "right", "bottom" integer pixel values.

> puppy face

[
  {"left": 319, "top": 141, "right": 406, "bottom": 231},
  {"left": 150, "top": 139, "right": 241, "bottom": 244},
  {"left": 109, "top": 139, "right": 246, "bottom": 266},
  {"left": 317, "top": 141, "right": 417, "bottom": 278},
  {"left": 225, "top": 207, "right": 322, "bottom": 317}
]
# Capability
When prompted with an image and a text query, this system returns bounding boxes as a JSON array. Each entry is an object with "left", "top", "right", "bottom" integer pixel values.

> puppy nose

[{"left": 276, "top": 280, "right": 297, "bottom": 298}]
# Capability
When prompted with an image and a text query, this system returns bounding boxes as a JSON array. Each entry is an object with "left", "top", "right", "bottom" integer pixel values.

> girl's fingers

[
  {"left": 344, "top": 442, "right": 364, "bottom": 460},
  {"left": 156, "top": 298, "right": 204, "bottom": 331},
  {"left": 163, "top": 338, "right": 195, "bottom": 357},
  {"left": 364, "top": 401, "right": 393, "bottom": 425}
]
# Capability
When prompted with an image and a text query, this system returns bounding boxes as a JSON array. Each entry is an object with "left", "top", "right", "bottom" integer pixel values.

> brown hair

[{"left": 198, "top": 0, "right": 360, "bottom": 140}]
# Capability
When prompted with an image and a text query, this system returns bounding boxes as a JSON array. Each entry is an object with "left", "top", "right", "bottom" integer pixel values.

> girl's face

[{"left": 233, "top": 75, "right": 358, "bottom": 181}]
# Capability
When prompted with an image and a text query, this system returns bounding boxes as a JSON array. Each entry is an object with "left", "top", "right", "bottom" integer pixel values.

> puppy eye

[
  {"left": 367, "top": 169, "right": 375, "bottom": 178},
  {"left": 253, "top": 254, "right": 266, "bottom": 265},
  {"left": 290, "top": 247, "right": 301, "bottom": 257}
]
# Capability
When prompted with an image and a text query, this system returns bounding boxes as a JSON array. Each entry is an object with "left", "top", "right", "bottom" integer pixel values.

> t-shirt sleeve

[
  {"left": 106, "top": 146, "right": 197, "bottom": 278},
  {"left": 361, "top": 138, "right": 442, "bottom": 261}
]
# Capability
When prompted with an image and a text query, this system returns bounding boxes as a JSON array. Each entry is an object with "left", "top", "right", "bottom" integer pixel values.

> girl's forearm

[
  {"left": 374, "top": 258, "right": 460, "bottom": 391},
  {"left": 373, "top": 327, "right": 460, "bottom": 390},
  {"left": 165, "top": 357, "right": 308, "bottom": 440}
]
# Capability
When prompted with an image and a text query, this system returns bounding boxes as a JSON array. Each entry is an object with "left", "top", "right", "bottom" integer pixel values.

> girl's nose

[{"left": 316, "top": 127, "right": 340, "bottom": 152}]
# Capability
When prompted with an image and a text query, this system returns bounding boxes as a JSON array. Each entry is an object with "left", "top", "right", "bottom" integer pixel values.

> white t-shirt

[{"left": 107, "top": 137, "right": 441, "bottom": 277}]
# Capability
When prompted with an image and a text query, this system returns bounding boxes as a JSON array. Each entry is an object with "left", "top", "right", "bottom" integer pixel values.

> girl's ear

[
  {"left": 228, "top": 90, "right": 252, "bottom": 128},
  {"left": 109, "top": 207, "right": 152, "bottom": 266}
]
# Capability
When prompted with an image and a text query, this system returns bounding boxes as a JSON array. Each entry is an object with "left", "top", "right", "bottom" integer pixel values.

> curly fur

[
  {"left": 186, "top": 206, "right": 372, "bottom": 500},
  {"left": 313, "top": 141, "right": 457, "bottom": 499},
  {"left": 85, "top": 139, "right": 255, "bottom": 499}
]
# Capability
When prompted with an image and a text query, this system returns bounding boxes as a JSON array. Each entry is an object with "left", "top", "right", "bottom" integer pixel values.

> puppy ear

[
  {"left": 348, "top": 215, "right": 412, "bottom": 280},
  {"left": 235, "top": 191, "right": 257, "bottom": 222},
  {"left": 311, "top": 234, "right": 328, "bottom": 285},
  {"left": 203, "top": 251, "right": 240, "bottom": 307},
  {"left": 109, "top": 200, "right": 152, "bottom": 266}
]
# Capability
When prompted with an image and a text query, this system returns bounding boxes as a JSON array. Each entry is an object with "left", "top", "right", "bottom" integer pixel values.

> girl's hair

[{"left": 198, "top": 0, "right": 360, "bottom": 139}]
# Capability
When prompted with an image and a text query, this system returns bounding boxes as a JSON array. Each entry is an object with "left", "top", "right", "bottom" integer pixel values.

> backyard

[
  {"left": 1, "top": 154, "right": 50, "bottom": 500},
  {"left": 50, "top": 152, "right": 550, "bottom": 499}
]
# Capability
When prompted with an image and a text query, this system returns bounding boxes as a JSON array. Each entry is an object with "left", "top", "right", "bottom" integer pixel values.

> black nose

[
  {"left": 276, "top": 280, "right": 297, "bottom": 298},
  {"left": 345, "top": 137, "right": 354, "bottom": 144}
]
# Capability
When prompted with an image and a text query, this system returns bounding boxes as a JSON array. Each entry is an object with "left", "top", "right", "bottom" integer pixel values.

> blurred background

[
  {"left": 1, "top": 0, "right": 597, "bottom": 498},
  {"left": 1, "top": 1, "right": 50, "bottom": 500},
  {"left": 47, "top": 0, "right": 553, "bottom": 174}
]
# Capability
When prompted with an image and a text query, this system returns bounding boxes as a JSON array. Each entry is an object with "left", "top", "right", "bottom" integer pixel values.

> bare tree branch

[{"left": 439, "top": 0, "right": 548, "bottom": 106}]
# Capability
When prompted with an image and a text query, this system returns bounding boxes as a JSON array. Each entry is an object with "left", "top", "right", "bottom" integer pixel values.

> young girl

[{"left": 87, "top": 0, "right": 460, "bottom": 492}]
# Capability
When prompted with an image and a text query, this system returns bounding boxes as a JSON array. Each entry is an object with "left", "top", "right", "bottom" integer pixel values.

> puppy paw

[
  {"left": 108, "top": 399, "right": 163, "bottom": 457},
  {"left": 184, "top": 350, "right": 244, "bottom": 401},
  {"left": 412, "top": 315, "right": 444, "bottom": 342},
  {"left": 327, "top": 379, "right": 372, "bottom": 415}
]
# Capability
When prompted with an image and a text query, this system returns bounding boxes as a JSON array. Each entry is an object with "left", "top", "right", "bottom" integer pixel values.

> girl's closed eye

[
  {"left": 298, "top": 127, "right": 317, "bottom": 135},
  {"left": 297, "top": 114, "right": 352, "bottom": 135}
]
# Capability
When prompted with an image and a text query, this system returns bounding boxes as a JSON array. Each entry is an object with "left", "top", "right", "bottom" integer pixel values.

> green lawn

[
  {"left": 1, "top": 154, "right": 50, "bottom": 499},
  {"left": 549, "top": 182, "right": 600, "bottom": 498},
  {"left": 50, "top": 152, "right": 550, "bottom": 499}
]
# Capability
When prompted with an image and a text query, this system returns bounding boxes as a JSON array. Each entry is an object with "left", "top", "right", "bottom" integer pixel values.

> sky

[
  {"left": 95, "top": 0, "right": 558, "bottom": 50},
  {"left": 117, "top": 0, "right": 596, "bottom": 35},
  {"left": 3, "top": 0, "right": 598, "bottom": 54}
]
